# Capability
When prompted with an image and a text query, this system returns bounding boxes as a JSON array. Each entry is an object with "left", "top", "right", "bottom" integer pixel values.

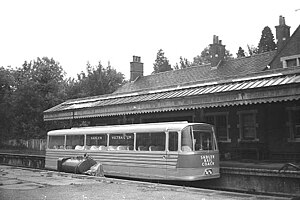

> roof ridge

[
  {"left": 142, "top": 51, "right": 277, "bottom": 78},
  {"left": 118, "top": 66, "right": 300, "bottom": 95}
]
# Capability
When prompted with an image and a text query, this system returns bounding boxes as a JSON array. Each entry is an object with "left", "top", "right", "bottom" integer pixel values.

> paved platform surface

[
  {"left": 221, "top": 160, "right": 298, "bottom": 170},
  {"left": 0, "top": 165, "right": 293, "bottom": 200}
]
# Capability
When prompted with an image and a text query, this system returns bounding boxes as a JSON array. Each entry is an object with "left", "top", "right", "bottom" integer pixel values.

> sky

[{"left": 1, "top": 0, "right": 299, "bottom": 80}]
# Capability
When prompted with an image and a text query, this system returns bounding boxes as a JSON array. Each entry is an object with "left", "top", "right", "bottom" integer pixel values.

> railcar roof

[{"left": 47, "top": 122, "right": 212, "bottom": 136}]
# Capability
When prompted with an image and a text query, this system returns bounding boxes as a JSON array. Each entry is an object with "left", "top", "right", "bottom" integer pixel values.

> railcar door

[
  {"left": 166, "top": 131, "right": 179, "bottom": 179},
  {"left": 133, "top": 131, "right": 167, "bottom": 180}
]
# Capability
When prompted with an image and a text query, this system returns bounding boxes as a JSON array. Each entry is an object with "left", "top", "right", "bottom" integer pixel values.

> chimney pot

[
  {"left": 275, "top": 15, "right": 290, "bottom": 50},
  {"left": 130, "top": 56, "right": 143, "bottom": 81},
  {"left": 209, "top": 35, "right": 226, "bottom": 68}
]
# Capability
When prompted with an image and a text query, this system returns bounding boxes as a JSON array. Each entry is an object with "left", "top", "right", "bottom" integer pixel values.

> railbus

[{"left": 45, "top": 122, "right": 220, "bottom": 181}]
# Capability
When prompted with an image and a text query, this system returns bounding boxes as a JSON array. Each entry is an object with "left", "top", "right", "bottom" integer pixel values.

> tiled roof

[{"left": 114, "top": 51, "right": 277, "bottom": 94}]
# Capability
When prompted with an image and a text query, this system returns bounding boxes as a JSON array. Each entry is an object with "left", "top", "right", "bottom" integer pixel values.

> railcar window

[
  {"left": 193, "top": 130, "right": 213, "bottom": 151},
  {"left": 48, "top": 136, "right": 65, "bottom": 149},
  {"left": 86, "top": 134, "right": 107, "bottom": 150},
  {"left": 66, "top": 135, "right": 84, "bottom": 150},
  {"left": 108, "top": 133, "right": 134, "bottom": 150},
  {"left": 169, "top": 132, "right": 178, "bottom": 151},
  {"left": 136, "top": 132, "right": 166, "bottom": 151},
  {"left": 181, "top": 127, "right": 193, "bottom": 151}
]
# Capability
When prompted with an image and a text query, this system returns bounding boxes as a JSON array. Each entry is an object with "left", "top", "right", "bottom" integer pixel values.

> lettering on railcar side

[
  {"left": 111, "top": 135, "right": 133, "bottom": 140},
  {"left": 201, "top": 155, "right": 215, "bottom": 166}
]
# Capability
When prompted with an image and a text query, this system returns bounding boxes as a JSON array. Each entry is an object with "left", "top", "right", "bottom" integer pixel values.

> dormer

[{"left": 280, "top": 54, "right": 300, "bottom": 68}]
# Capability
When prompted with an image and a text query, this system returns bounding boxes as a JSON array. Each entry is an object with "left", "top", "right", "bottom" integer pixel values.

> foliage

[
  {"left": 0, "top": 57, "right": 126, "bottom": 140},
  {"left": 257, "top": 26, "right": 277, "bottom": 53},
  {"left": 67, "top": 62, "right": 125, "bottom": 99},
  {"left": 0, "top": 67, "right": 15, "bottom": 140},
  {"left": 153, "top": 49, "right": 172, "bottom": 73},
  {"left": 11, "top": 57, "right": 67, "bottom": 139},
  {"left": 236, "top": 47, "right": 246, "bottom": 58},
  {"left": 193, "top": 46, "right": 233, "bottom": 65},
  {"left": 247, "top": 44, "right": 259, "bottom": 56},
  {"left": 193, "top": 46, "right": 211, "bottom": 65},
  {"left": 174, "top": 57, "right": 192, "bottom": 69}
]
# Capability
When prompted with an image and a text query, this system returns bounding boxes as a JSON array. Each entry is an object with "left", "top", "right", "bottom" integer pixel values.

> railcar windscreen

[
  {"left": 193, "top": 130, "right": 214, "bottom": 151},
  {"left": 181, "top": 125, "right": 215, "bottom": 151}
]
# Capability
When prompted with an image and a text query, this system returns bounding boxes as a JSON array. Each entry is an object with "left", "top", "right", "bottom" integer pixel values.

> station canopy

[{"left": 44, "top": 67, "right": 300, "bottom": 121}]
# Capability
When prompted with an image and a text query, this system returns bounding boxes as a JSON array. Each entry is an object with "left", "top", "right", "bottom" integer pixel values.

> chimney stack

[
  {"left": 209, "top": 35, "right": 226, "bottom": 68},
  {"left": 130, "top": 56, "right": 143, "bottom": 81},
  {"left": 275, "top": 15, "right": 290, "bottom": 50}
]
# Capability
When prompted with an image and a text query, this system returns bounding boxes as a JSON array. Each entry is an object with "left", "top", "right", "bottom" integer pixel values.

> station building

[{"left": 44, "top": 16, "right": 300, "bottom": 161}]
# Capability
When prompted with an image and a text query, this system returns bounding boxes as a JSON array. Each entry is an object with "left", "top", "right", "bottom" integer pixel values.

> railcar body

[{"left": 45, "top": 122, "right": 220, "bottom": 181}]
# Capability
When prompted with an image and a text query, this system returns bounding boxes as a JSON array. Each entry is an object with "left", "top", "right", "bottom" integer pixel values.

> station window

[
  {"left": 86, "top": 134, "right": 107, "bottom": 150},
  {"left": 66, "top": 135, "right": 84, "bottom": 149},
  {"left": 48, "top": 135, "right": 65, "bottom": 149},
  {"left": 205, "top": 112, "right": 230, "bottom": 142},
  {"left": 136, "top": 132, "right": 166, "bottom": 151},
  {"left": 237, "top": 110, "right": 258, "bottom": 142},
  {"left": 108, "top": 133, "right": 134, "bottom": 150},
  {"left": 168, "top": 132, "right": 178, "bottom": 151},
  {"left": 287, "top": 107, "right": 300, "bottom": 142}
]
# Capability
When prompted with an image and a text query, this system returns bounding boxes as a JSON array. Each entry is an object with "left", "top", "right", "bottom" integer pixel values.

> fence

[{"left": 2, "top": 139, "right": 46, "bottom": 151}]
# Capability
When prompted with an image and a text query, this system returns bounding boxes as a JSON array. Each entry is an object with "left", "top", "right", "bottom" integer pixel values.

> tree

[
  {"left": 0, "top": 67, "right": 15, "bottom": 140},
  {"left": 174, "top": 57, "right": 192, "bottom": 69},
  {"left": 257, "top": 26, "right": 277, "bottom": 53},
  {"left": 153, "top": 49, "right": 172, "bottom": 73},
  {"left": 193, "top": 46, "right": 211, "bottom": 65},
  {"left": 12, "top": 57, "right": 67, "bottom": 139},
  {"left": 247, "top": 44, "right": 259, "bottom": 56},
  {"left": 193, "top": 46, "right": 233, "bottom": 65},
  {"left": 67, "top": 62, "right": 125, "bottom": 98},
  {"left": 236, "top": 47, "right": 246, "bottom": 58}
]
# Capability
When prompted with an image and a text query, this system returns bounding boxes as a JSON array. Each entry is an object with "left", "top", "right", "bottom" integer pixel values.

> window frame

[
  {"left": 167, "top": 131, "right": 179, "bottom": 152},
  {"left": 135, "top": 132, "right": 166, "bottom": 151},
  {"left": 204, "top": 112, "right": 231, "bottom": 143},
  {"left": 237, "top": 110, "right": 259, "bottom": 142},
  {"left": 287, "top": 106, "right": 300, "bottom": 142}
]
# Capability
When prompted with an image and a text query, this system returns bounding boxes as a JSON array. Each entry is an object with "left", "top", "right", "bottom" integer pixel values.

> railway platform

[
  {"left": 0, "top": 149, "right": 299, "bottom": 197},
  {"left": 0, "top": 165, "right": 292, "bottom": 200}
]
